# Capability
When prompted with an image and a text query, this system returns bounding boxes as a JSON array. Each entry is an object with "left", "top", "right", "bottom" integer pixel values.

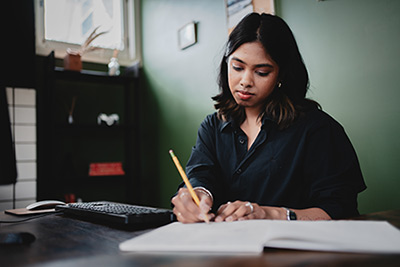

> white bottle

[{"left": 108, "top": 57, "right": 120, "bottom": 76}]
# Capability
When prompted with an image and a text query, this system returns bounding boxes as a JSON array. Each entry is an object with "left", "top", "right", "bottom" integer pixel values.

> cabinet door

[{"left": 39, "top": 53, "right": 138, "bottom": 203}]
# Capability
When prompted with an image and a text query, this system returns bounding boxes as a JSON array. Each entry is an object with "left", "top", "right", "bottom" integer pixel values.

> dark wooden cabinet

[{"left": 38, "top": 52, "right": 140, "bottom": 204}]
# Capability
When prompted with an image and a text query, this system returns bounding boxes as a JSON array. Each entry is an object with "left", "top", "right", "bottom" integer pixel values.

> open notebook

[{"left": 119, "top": 220, "right": 400, "bottom": 254}]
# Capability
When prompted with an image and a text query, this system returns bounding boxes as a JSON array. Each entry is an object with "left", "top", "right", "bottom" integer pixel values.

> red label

[{"left": 89, "top": 162, "right": 125, "bottom": 176}]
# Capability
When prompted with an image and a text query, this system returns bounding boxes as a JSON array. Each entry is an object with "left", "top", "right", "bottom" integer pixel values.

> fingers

[
  {"left": 171, "top": 188, "right": 214, "bottom": 223},
  {"left": 197, "top": 189, "right": 214, "bottom": 222},
  {"left": 215, "top": 201, "right": 255, "bottom": 222},
  {"left": 198, "top": 197, "right": 210, "bottom": 214},
  {"left": 172, "top": 188, "right": 200, "bottom": 223},
  {"left": 195, "top": 188, "right": 213, "bottom": 213}
]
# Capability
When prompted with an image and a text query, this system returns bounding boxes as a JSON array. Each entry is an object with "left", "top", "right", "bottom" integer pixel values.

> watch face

[{"left": 289, "top": 210, "right": 297, "bottom": 220}]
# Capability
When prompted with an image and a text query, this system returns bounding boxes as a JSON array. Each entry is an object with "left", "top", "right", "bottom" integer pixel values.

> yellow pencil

[{"left": 169, "top": 149, "right": 209, "bottom": 223}]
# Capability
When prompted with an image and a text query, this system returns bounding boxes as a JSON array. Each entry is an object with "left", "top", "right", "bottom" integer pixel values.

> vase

[{"left": 63, "top": 49, "right": 82, "bottom": 71}]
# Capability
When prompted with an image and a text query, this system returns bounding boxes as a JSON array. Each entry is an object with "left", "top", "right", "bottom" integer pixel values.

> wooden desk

[{"left": 1, "top": 210, "right": 399, "bottom": 266}]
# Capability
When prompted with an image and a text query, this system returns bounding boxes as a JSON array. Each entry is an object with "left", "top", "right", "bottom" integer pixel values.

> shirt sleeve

[
  {"left": 180, "top": 114, "right": 224, "bottom": 209},
  {"left": 303, "top": 113, "right": 366, "bottom": 219}
]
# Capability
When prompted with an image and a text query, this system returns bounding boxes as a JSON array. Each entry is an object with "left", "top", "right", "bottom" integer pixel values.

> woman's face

[{"left": 227, "top": 41, "right": 279, "bottom": 113}]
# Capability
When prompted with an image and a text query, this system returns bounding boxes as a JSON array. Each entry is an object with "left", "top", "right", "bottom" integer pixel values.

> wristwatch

[{"left": 283, "top": 207, "right": 297, "bottom": 221}]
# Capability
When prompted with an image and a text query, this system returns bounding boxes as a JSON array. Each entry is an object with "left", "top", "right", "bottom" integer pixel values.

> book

[{"left": 119, "top": 220, "right": 400, "bottom": 254}]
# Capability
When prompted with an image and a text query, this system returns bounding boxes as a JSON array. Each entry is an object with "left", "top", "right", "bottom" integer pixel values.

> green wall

[
  {"left": 140, "top": 0, "right": 400, "bottom": 213},
  {"left": 140, "top": 0, "right": 227, "bottom": 207},
  {"left": 275, "top": 0, "right": 400, "bottom": 214}
]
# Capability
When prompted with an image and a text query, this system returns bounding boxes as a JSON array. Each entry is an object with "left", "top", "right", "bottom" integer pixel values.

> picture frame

[
  {"left": 178, "top": 21, "right": 197, "bottom": 50},
  {"left": 226, "top": 0, "right": 275, "bottom": 33}
]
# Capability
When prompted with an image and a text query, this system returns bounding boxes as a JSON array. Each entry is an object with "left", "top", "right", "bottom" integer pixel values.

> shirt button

[
  {"left": 239, "top": 139, "right": 245, "bottom": 144},
  {"left": 237, "top": 168, "right": 242, "bottom": 174}
]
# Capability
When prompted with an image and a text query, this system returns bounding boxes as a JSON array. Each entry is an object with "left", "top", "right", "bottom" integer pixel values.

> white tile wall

[
  {"left": 6, "top": 87, "right": 13, "bottom": 105},
  {"left": 15, "top": 181, "right": 36, "bottom": 199},
  {"left": 0, "top": 185, "right": 13, "bottom": 201},
  {"left": 0, "top": 88, "right": 37, "bottom": 211},
  {"left": 14, "top": 107, "right": 36, "bottom": 124},
  {"left": 14, "top": 88, "right": 36, "bottom": 106},
  {"left": 17, "top": 162, "right": 37, "bottom": 180},
  {"left": 15, "top": 144, "right": 36, "bottom": 161},
  {"left": 14, "top": 125, "right": 37, "bottom": 142}
]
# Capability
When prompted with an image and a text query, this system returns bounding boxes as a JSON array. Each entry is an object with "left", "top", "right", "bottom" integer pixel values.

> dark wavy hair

[{"left": 213, "top": 13, "right": 320, "bottom": 129}]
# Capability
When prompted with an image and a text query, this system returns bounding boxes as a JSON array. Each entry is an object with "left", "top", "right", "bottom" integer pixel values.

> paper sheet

[
  {"left": 120, "top": 220, "right": 269, "bottom": 254},
  {"left": 119, "top": 220, "right": 400, "bottom": 254},
  {"left": 263, "top": 220, "right": 400, "bottom": 254}
]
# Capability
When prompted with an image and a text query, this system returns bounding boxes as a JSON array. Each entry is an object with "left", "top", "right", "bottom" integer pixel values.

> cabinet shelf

[
  {"left": 38, "top": 52, "right": 140, "bottom": 204},
  {"left": 54, "top": 67, "right": 134, "bottom": 84},
  {"left": 53, "top": 123, "right": 130, "bottom": 130}
]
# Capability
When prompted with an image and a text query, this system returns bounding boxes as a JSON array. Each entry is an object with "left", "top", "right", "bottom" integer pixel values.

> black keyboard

[{"left": 55, "top": 201, "right": 174, "bottom": 228}]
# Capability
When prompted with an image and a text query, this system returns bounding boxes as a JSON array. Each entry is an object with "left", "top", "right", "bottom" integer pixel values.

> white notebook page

[{"left": 119, "top": 220, "right": 400, "bottom": 254}]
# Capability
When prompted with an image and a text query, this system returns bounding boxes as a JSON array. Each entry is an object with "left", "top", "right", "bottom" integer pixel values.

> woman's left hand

[
  {"left": 215, "top": 201, "right": 332, "bottom": 221},
  {"left": 215, "top": 200, "right": 268, "bottom": 222}
]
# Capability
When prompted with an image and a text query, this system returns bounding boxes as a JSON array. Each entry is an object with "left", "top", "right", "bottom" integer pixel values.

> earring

[{"left": 277, "top": 82, "right": 282, "bottom": 88}]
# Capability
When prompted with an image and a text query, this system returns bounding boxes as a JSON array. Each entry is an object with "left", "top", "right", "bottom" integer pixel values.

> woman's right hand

[{"left": 171, "top": 187, "right": 214, "bottom": 223}]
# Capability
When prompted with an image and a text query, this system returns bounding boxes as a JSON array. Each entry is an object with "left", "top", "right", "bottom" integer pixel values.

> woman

[{"left": 171, "top": 13, "right": 366, "bottom": 223}]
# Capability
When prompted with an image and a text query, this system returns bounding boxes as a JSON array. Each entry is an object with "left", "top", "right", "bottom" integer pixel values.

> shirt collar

[
  {"left": 220, "top": 118, "right": 232, "bottom": 132},
  {"left": 219, "top": 114, "right": 275, "bottom": 133}
]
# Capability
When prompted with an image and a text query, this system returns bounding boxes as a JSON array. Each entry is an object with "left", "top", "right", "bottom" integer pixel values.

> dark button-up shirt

[{"left": 183, "top": 109, "right": 366, "bottom": 219}]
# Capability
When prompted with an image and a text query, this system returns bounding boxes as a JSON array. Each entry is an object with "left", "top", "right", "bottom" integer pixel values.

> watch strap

[{"left": 283, "top": 207, "right": 297, "bottom": 221}]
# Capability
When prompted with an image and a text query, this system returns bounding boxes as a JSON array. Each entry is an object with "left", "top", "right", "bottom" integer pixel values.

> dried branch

[{"left": 78, "top": 26, "right": 108, "bottom": 55}]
